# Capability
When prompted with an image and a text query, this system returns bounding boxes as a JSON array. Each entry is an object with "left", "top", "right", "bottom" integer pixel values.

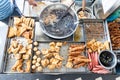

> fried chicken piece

[
  {"left": 16, "top": 62, "right": 24, "bottom": 72},
  {"left": 22, "top": 31, "right": 30, "bottom": 39},
  {"left": 8, "top": 27, "right": 16, "bottom": 38},
  {"left": 32, "top": 65, "right": 36, "bottom": 70},
  {"left": 25, "top": 60, "right": 31, "bottom": 72},
  {"left": 11, "top": 39, "right": 18, "bottom": 48},
  {"left": 27, "top": 39, "right": 33, "bottom": 44},
  {"left": 7, "top": 45, "right": 15, "bottom": 54},
  {"left": 33, "top": 47, "right": 38, "bottom": 51},
  {"left": 14, "top": 17, "right": 21, "bottom": 26},
  {"left": 56, "top": 42, "right": 63, "bottom": 47},
  {"left": 41, "top": 59, "right": 49, "bottom": 68},
  {"left": 32, "top": 60, "right": 37, "bottom": 65},
  {"left": 19, "top": 47, "right": 26, "bottom": 54},
  {"left": 68, "top": 51, "right": 82, "bottom": 56},
  {"left": 50, "top": 58, "right": 59, "bottom": 65},
  {"left": 33, "top": 41, "right": 38, "bottom": 46},
  {"left": 49, "top": 42, "right": 56, "bottom": 47},
  {"left": 35, "top": 50, "right": 41, "bottom": 56},
  {"left": 41, "top": 49, "right": 49, "bottom": 55},
  {"left": 54, "top": 54, "right": 64, "bottom": 61},
  {"left": 17, "top": 26, "right": 27, "bottom": 37},
  {"left": 66, "top": 62, "right": 73, "bottom": 68},
  {"left": 73, "top": 62, "right": 86, "bottom": 69},
  {"left": 56, "top": 61, "right": 62, "bottom": 69},
  {"left": 15, "top": 54, "right": 22, "bottom": 60},
  {"left": 26, "top": 49, "right": 32, "bottom": 56},
  {"left": 48, "top": 64, "right": 56, "bottom": 70},
  {"left": 55, "top": 46, "right": 60, "bottom": 53},
  {"left": 69, "top": 46, "right": 85, "bottom": 52},
  {"left": 22, "top": 54, "right": 30, "bottom": 60},
  {"left": 11, "top": 59, "right": 23, "bottom": 72},
  {"left": 26, "top": 44, "right": 32, "bottom": 49},
  {"left": 36, "top": 66, "right": 43, "bottom": 72}
]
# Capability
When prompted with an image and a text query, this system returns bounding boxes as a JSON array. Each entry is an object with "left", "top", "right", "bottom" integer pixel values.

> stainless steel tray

[
  {"left": 32, "top": 42, "right": 88, "bottom": 73},
  {"left": 3, "top": 17, "right": 36, "bottom": 73},
  {"left": 83, "top": 19, "right": 108, "bottom": 42}
]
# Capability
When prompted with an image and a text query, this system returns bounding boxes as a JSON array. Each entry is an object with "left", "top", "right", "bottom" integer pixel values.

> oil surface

[{"left": 43, "top": 9, "right": 75, "bottom": 37}]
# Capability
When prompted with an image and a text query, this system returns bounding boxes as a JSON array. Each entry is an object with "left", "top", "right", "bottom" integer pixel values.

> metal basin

[{"left": 39, "top": 3, "right": 78, "bottom": 39}]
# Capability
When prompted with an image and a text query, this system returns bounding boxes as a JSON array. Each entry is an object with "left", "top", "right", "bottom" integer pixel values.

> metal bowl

[
  {"left": 98, "top": 50, "right": 117, "bottom": 69},
  {"left": 77, "top": 7, "right": 93, "bottom": 19},
  {"left": 39, "top": 3, "right": 78, "bottom": 39}
]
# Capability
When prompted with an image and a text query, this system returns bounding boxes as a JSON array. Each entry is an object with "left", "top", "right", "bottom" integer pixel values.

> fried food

[
  {"left": 86, "top": 39, "right": 110, "bottom": 53},
  {"left": 48, "top": 64, "right": 56, "bottom": 70},
  {"left": 78, "top": 11, "right": 87, "bottom": 19},
  {"left": 66, "top": 61, "right": 73, "bottom": 68},
  {"left": 32, "top": 60, "right": 37, "bottom": 65},
  {"left": 33, "top": 41, "right": 38, "bottom": 46},
  {"left": 8, "top": 16, "right": 35, "bottom": 39},
  {"left": 108, "top": 22, "right": 120, "bottom": 50},
  {"left": 35, "top": 62, "right": 40, "bottom": 67},
  {"left": 33, "top": 47, "right": 38, "bottom": 51},
  {"left": 43, "top": 14, "right": 57, "bottom": 25},
  {"left": 32, "top": 65, "right": 36, "bottom": 70},
  {"left": 37, "top": 66, "right": 43, "bottom": 72},
  {"left": 33, "top": 55, "right": 37, "bottom": 60},
  {"left": 37, "top": 58, "right": 41, "bottom": 63},
  {"left": 41, "top": 59, "right": 49, "bottom": 68},
  {"left": 36, "top": 50, "right": 41, "bottom": 55},
  {"left": 66, "top": 44, "right": 90, "bottom": 69},
  {"left": 56, "top": 42, "right": 63, "bottom": 47},
  {"left": 15, "top": 54, "right": 22, "bottom": 60},
  {"left": 25, "top": 60, "right": 31, "bottom": 72},
  {"left": 11, "top": 59, "right": 23, "bottom": 72},
  {"left": 22, "top": 54, "right": 30, "bottom": 60},
  {"left": 8, "top": 27, "right": 16, "bottom": 38}
]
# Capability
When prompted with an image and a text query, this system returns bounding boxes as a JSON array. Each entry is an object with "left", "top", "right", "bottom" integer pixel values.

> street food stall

[{"left": 0, "top": 0, "right": 120, "bottom": 80}]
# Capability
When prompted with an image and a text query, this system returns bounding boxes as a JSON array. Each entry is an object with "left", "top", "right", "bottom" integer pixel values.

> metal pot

[
  {"left": 77, "top": 7, "right": 93, "bottom": 19},
  {"left": 98, "top": 50, "right": 117, "bottom": 69},
  {"left": 39, "top": 3, "right": 78, "bottom": 39}
]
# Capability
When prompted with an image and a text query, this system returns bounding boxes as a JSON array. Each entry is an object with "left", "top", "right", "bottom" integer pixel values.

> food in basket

[
  {"left": 108, "top": 22, "right": 120, "bottom": 50},
  {"left": 66, "top": 44, "right": 91, "bottom": 69},
  {"left": 8, "top": 16, "right": 34, "bottom": 39}
]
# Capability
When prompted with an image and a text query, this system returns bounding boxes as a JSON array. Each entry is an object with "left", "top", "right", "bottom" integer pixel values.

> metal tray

[
  {"left": 32, "top": 42, "right": 88, "bottom": 73},
  {"left": 83, "top": 19, "right": 108, "bottom": 42},
  {"left": 3, "top": 16, "right": 36, "bottom": 73}
]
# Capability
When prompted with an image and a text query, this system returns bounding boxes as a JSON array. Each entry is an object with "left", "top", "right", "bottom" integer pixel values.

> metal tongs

[{"left": 55, "top": 0, "right": 75, "bottom": 24}]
